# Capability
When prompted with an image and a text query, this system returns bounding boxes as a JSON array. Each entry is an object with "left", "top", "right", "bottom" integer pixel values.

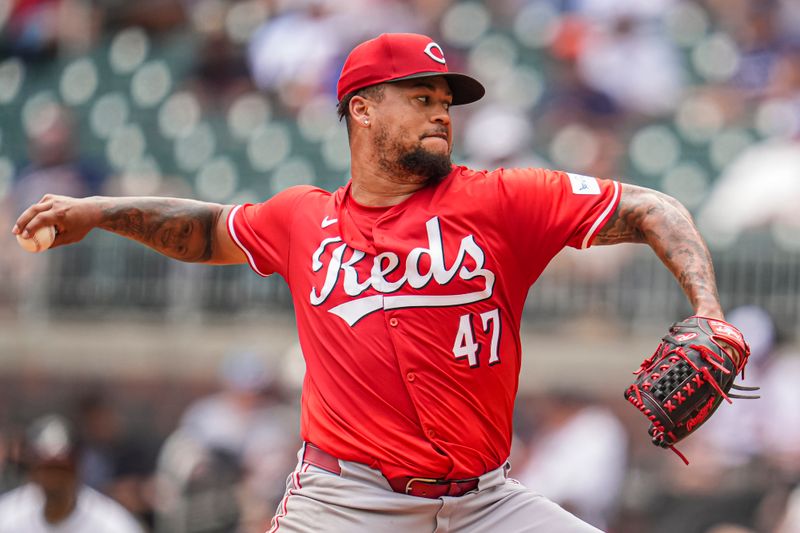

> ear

[{"left": 350, "top": 95, "right": 371, "bottom": 128}]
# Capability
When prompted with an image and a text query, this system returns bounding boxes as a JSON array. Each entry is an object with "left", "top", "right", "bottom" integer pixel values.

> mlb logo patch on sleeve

[{"left": 567, "top": 173, "right": 601, "bottom": 195}]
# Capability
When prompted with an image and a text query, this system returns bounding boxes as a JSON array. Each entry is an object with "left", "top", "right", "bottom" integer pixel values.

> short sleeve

[
  {"left": 498, "top": 168, "right": 621, "bottom": 251},
  {"left": 227, "top": 186, "right": 315, "bottom": 277}
]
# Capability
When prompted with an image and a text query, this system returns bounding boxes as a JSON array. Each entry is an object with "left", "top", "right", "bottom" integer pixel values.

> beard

[
  {"left": 374, "top": 125, "right": 452, "bottom": 186},
  {"left": 398, "top": 146, "right": 452, "bottom": 184}
]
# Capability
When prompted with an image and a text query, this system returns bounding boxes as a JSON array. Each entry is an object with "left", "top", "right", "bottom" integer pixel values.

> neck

[
  {"left": 349, "top": 151, "right": 431, "bottom": 206},
  {"left": 43, "top": 490, "right": 78, "bottom": 524},
  {"left": 349, "top": 177, "right": 426, "bottom": 207}
]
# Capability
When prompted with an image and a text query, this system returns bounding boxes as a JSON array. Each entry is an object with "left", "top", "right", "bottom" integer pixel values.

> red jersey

[{"left": 228, "top": 165, "right": 621, "bottom": 481}]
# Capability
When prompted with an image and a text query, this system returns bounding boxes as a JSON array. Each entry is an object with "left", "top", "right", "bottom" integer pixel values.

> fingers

[
  {"left": 718, "top": 339, "right": 741, "bottom": 367},
  {"left": 13, "top": 198, "right": 56, "bottom": 238},
  {"left": 12, "top": 195, "right": 98, "bottom": 248}
]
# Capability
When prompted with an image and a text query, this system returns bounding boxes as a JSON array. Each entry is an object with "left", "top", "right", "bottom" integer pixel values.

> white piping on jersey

[
  {"left": 228, "top": 205, "right": 269, "bottom": 277},
  {"left": 581, "top": 180, "right": 620, "bottom": 250}
]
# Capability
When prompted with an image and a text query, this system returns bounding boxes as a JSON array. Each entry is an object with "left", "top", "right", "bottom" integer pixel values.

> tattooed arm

[
  {"left": 595, "top": 184, "right": 723, "bottom": 319},
  {"left": 11, "top": 195, "right": 246, "bottom": 264}
]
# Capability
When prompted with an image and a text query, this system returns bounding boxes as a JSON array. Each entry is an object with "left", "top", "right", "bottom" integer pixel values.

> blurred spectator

[
  {"left": 697, "top": 41, "right": 800, "bottom": 240},
  {"left": 9, "top": 105, "right": 107, "bottom": 215},
  {"left": 247, "top": 1, "right": 354, "bottom": 111},
  {"left": 0, "top": 104, "right": 107, "bottom": 316},
  {"left": 1, "top": 0, "right": 63, "bottom": 60},
  {"left": 765, "top": 46, "right": 800, "bottom": 99},
  {"left": 514, "top": 392, "right": 628, "bottom": 530},
  {"left": 75, "top": 391, "right": 159, "bottom": 530},
  {"left": 407, "top": 0, "right": 454, "bottom": 33},
  {"left": 461, "top": 103, "right": 543, "bottom": 170},
  {"left": 748, "top": 327, "right": 800, "bottom": 484},
  {"left": 575, "top": 14, "right": 686, "bottom": 116},
  {"left": 642, "top": 461, "right": 766, "bottom": 533},
  {"left": 154, "top": 431, "right": 242, "bottom": 533},
  {"left": 697, "top": 137, "right": 800, "bottom": 243},
  {"left": 176, "top": 0, "right": 269, "bottom": 114},
  {"left": 571, "top": 0, "right": 673, "bottom": 22},
  {"left": 732, "top": 0, "right": 785, "bottom": 97},
  {"left": 186, "top": 31, "right": 255, "bottom": 112},
  {"left": 550, "top": 1, "right": 682, "bottom": 117},
  {"left": 154, "top": 349, "right": 299, "bottom": 533},
  {"left": 0, "top": 0, "right": 100, "bottom": 60},
  {"left": 539, "top": 57, "right": 622, "bottom": 128},
  {"left": 703, "top": 0, "right": 752, "bottom": 32},
  {"left": 777, "top": 0, "right": 800, "bottom": 44},
  {"left": 0, "top": 414, "right": 144, "bottom": 533},
  {"left": 247, "top": 0, "right": 420, "bottom": 112},
  {"left": 96, "top": 0, "right": 186, "bottom": 34}
]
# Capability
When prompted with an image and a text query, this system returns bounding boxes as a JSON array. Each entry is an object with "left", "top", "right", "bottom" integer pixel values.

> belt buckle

[{"left": 404, "top": 477, "right": 440, "bottom": 494}]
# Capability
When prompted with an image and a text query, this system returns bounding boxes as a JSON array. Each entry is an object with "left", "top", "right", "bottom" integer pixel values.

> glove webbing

[{"left": 626, "top": 343, "right": 739, "bottom": 465}]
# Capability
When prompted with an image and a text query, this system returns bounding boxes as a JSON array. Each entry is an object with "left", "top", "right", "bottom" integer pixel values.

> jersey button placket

[
  {"left": 406, "top": 372, "right": 416, "bottom": 382},
  {"left": 389, "top": 317, "right": 399, "bottom": 327}
]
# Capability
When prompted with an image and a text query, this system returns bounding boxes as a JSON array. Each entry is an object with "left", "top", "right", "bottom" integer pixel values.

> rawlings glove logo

[
  {"left": 708, "top": 320, "right": 744, "bottom": 343},
  {"left": 685, "top": 397, "right": 716, "bottom": 432}
]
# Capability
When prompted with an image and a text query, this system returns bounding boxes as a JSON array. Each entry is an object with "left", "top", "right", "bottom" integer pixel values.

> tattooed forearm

[
  {"left": 596, "top": 185, "right": 723, "bottom": 318},
  {"left": 99, "top": 198, "right": 223, "bottom": 262}
]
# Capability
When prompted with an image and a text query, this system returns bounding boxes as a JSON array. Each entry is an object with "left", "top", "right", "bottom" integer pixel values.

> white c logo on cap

[{"left": 424, "top": 42, "right": 446, "bottom": 64}]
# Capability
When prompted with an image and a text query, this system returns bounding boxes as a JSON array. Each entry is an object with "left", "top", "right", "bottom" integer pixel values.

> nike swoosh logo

[{"left": 321, "top": 216, "right": 338, "bottom": 228}]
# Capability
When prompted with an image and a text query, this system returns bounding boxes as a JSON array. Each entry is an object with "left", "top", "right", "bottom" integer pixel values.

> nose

[{"left": 431, "top": 103, "right": 450, "bottom": 126}]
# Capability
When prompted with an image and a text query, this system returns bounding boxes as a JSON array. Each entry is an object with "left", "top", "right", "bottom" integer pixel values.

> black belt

[{"left": 302, "top": 443, "right": 480, "bottom": 499}]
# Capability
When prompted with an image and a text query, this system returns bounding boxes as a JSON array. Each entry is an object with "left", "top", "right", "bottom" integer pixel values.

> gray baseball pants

[{"left": 267, "top": 444, "right": 603, "bottom": 532}]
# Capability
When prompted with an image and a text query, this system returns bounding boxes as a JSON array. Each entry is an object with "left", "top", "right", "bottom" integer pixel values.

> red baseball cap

[{"left": 337, "top": 33, "right": 485, "bottom": 105}]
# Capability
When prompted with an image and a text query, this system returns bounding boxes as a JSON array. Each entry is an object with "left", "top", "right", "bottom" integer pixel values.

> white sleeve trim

[
  {"left": 228, "top": 205, "right": 269, "bottom": 277},
  {"left": 580, "top": 180, "right": 620, "bottom": 249}
]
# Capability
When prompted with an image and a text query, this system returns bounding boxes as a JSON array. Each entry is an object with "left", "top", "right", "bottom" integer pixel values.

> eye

[{"left": 416, "top": 96, "right": 429, "bottom": 104}]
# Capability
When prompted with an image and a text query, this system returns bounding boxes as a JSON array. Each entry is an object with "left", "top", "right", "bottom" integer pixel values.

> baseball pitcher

[{"left": 13, "top": 34, "right": 752, "bottom": 532}]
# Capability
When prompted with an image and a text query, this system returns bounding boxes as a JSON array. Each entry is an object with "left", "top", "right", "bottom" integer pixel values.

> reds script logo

[{"left": 309, "top": 216, "right": 495, "bottom": 326}]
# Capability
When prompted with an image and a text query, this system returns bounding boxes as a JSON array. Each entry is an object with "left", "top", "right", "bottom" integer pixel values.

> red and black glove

[{"left": 624, "top": 316, "right": 758, "bottom": 463}]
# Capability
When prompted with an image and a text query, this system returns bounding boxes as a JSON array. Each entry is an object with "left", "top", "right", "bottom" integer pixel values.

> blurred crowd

[
  {"left": 2, "top": 0, "right": 800, "bottom": 532},
  {"left": 1, "top": 0, "right": 800, "bottom": 234},
  {"left": 0, "top": 349, "right": 301, "bottom": 532}
]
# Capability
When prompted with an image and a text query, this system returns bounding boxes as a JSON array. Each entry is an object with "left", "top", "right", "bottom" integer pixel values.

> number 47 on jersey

[{"left": 452, "top": 308, "right": 501, "bottom": 367}]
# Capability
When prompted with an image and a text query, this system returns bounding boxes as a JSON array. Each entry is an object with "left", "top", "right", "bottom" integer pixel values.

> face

[
  {"left": 367, "top": 76, "right": 454, "bottom": 185},
  {"left": 30, "top": 462, "right": 78, "bottom": 499}
]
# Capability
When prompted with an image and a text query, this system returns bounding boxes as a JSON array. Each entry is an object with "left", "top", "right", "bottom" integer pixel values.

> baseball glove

[{"left": 624, "top": 316, "right": 758, "bottom": 464}]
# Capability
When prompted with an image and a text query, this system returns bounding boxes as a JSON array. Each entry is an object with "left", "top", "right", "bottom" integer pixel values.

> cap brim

[{"left": 389, "top": 71, "right": 485, "bottom": 105}]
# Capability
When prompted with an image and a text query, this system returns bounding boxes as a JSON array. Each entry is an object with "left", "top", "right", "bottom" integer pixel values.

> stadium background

[{"left": 1, "top": 0, "right": 799, "bottom": 531}]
